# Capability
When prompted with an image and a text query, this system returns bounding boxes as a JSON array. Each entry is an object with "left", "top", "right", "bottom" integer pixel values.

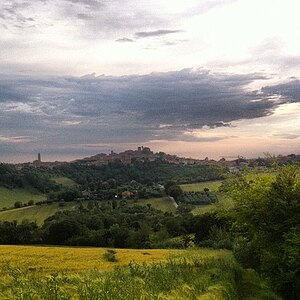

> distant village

[{"left": 15, "top": 146, "right": 300, "bottom": 172}]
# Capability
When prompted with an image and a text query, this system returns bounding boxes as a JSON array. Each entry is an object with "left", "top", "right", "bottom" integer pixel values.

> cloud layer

[{"left": 0, "top": 69, "right": 299, "bottom": 160}]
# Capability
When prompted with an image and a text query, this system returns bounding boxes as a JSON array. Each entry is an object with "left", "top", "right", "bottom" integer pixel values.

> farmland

[
  {"left": 0, "top": 246, "right": 278, "bottom": 299},
  {"left": 0, "top": 245, "right": 177, "bottom": 273}
]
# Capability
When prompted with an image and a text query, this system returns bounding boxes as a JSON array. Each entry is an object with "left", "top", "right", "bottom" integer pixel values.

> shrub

[{"left": 103, "top": 249, "right": 118, "bottom": 262}]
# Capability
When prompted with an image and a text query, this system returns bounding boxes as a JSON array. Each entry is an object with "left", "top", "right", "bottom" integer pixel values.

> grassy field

[
  {"left": 0, "top": 186, "right": 46, "bottom": 209},
  {"left": 180, "top": 180, "right": 223, "bottom": 192},
  {"left": 53, "top": 176, "right": 75, "bottom": 186},
  {"left": 0, "top": 197, "right": 175, "bottom": 225},
  {"left": 191, "top": 196, "right": 234, "bottom": 215},
  {"left": 0, "top": 202, "right": 77, "bottom": 225},
  {"left": 0, "top": 246, "right": 279, "bottom": 299},
  {"left": 129, "top": 197, "right": 176, "bottom": 212}
]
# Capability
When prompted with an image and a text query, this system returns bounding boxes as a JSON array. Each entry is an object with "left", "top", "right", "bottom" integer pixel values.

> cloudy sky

[{"left": 0, "top": 0, "right": 300, "bottom": 162}]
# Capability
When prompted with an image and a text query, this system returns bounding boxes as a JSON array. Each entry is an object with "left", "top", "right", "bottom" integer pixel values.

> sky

[{"left": 0, "top": 0, "right": 300, "bottom": 162}]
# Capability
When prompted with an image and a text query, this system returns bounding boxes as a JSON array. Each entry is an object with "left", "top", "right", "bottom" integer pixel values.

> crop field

[
  {"left": 0, "top": 187, "right": 46, "bottom": 209},
  {"left": 0, "top": 245, "right": 179, "bottom": 273},
  {"left": 0, "top": 202, "right": 77, "bottom": 225},
  {"left": 0, "top": 246, "right": 278, "bottom": 299},
  {"left": 180, "top": 180, "right": 223, "bottom": 192}
]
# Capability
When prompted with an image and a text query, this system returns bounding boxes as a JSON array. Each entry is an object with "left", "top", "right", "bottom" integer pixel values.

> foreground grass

[
  {"left": 0, "top": 247, "right": 279, "bottom": 300},
  {"left": 0, "top": 187, "right": 46, "bottom": 209}
]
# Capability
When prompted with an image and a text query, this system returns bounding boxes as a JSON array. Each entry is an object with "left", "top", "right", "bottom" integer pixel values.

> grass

[
  {"left": 0, "top": 202, "right": 77, "bottom": 225},
  {"left": 0, "top": 246, "right": 280, "bottom": 299},
  {"left": 128, "top": 197, "right": 176, "bottom": 212},
  {"left": 0, "top": 186, "right": 46, "bottom": 209},
  {"left": 180, "top": 180, "right": 223, "bottom": 192},
  {"left": 53, "top": 177, "right": 75, "bottom": 186}
]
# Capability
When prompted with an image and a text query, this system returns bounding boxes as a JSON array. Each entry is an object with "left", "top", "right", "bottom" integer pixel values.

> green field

[
  {"left": 180, "top": 180, "right": 223, "bottom": 192},
  {"left": 0, "top": 202, "right": 77, "bottom": 225},
  {"left": 53, "top": 176, "right": 75, "bottom": 186},
  {"left": 0, "top": 186, "right": 46, "bottom": 209},
  {"left": 130, "top": 197, "right": 176, "bottom": 212},
  {"left": 0, "top": 197, "right": 176, "bottom": 225}
]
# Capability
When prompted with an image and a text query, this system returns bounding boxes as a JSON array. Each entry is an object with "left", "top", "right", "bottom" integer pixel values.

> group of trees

[
  {"left": 0, "top": 201, "right": 218, "bottom": 249},
  {"left": 0, "top": 164, "right": 59, "bottom": 193},
  {"left": 56, "top": 160, "right": 225, "bottom": 188},
  {"left": 227, "top": 166, "right": 300, "bottom": 299}
]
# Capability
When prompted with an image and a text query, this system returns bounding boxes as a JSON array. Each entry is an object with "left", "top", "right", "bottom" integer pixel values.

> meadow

[
  {"left": 0, "top": 202, "right": 77, "bottom": 225},
  {"left": 0, "top": 246, "right": 279, "bottom": 299},
  {"left": 128, "top": 196, "right": 176, "bottom": 212},
  {"left": 180, "top": 180, "right": 223, "bottom": 192},
  {"left": 0, "top": 186, "right": 46, "bottom": 209}
]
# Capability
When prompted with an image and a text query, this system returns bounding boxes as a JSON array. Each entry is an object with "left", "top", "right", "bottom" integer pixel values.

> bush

[
  {"left": 103, "top": 249, "right": 118, "bottom": 262},
  {"left": 14, "top": 201, "right": 23, "bottom": 208}
]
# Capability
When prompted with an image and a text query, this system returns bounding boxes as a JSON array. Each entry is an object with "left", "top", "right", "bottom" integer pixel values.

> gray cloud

[
  {"left": 135, "top": 29, "right": 182, "bottom": 38},
  {"left": 261, "top": 80, "right": 300, "bottom": 102},
  {"left": 0, "top": 68, "right": 297, "bottom": 160}
]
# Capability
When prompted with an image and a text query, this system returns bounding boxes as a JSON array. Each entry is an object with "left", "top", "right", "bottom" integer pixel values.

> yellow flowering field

[{"left": 0, "top": 245, "right": 183, "bottom": 273}]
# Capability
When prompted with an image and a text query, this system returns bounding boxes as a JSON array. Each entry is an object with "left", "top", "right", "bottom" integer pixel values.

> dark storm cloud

[
  {"left": 261, "top": 80, "right": 300, "bottom": 102},
  {"left": 0, "top": 69, "right": 297, "bottom": 158},
  {"left": 135, "top": 30, "right": 182, "bottom": 38}
]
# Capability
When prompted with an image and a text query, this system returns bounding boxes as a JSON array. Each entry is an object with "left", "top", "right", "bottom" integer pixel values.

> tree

[
  {"left": 230, "top": 166, "right": 300, "bottom": 299},
  {"left": 14, "top": 201, "right": 22, "bottom": 208}
]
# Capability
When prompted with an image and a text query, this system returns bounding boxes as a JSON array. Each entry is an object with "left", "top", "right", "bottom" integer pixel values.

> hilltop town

[
  {"left": 13, "top": 146, "right": 300, "bottom": 171},
  {"left": 75, "top": 146, "right": 204, "bottom": 166}
]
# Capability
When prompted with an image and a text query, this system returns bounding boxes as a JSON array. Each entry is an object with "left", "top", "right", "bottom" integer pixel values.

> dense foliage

[
  {"left": 0, "top": 164, "right": 58, "bottom": 193},
  {"left": 56, "top": 160, "right": 224, "bottom": 186},
  {"left": 228, "top": 166, "right": 300, "bottom": 299}
]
